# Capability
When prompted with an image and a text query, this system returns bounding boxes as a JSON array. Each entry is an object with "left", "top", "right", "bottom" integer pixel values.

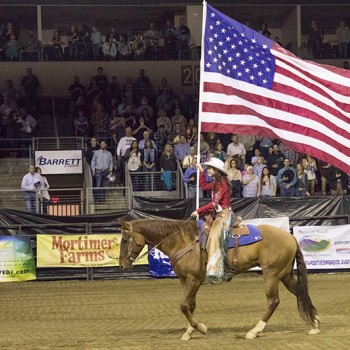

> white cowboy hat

[{"left": 203, "top": 158, "right": 228, "bottom": 175}]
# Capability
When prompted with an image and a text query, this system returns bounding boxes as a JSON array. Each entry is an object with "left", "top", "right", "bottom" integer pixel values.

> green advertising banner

[{"left": 0, "top": 236, "right": 36, "bottom": 282}]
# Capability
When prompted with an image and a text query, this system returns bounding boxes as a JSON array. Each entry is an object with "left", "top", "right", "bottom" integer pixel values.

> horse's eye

[{"left": 122, "top": 239, "right": 128, "bottom": 243}]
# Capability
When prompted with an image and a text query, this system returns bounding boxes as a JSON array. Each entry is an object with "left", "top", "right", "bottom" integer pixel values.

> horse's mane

[{"left": 132, "top": 219, "right": 198, "bottom": 246}]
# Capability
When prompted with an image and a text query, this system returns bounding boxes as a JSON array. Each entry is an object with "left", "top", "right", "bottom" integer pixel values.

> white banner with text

[
  {"left": 293, "top": 225, "right": 350, "bottom": 269},
  {"left": 34, "top": 150, "right": 83, "bottom": 174}
]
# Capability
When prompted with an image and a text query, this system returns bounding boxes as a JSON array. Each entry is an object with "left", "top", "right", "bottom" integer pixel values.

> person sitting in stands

[
  {"left": 175, "top": 18, "right": 191, "bottom": 54},
  {"left": 67, "top": 25, "right": 79, "bottom": 60},
  {"left": 143, "top": 22, "right": 159, "bottom": 59},
  {"left": 5, "top": 34, "right": 20, "bottom": 61},
  {"left": 51, "top": 30, "right": 63, "bottom": 61},
  {"left": 156, "top": 107, "right": 172, "bottom": 135},
  {"left": 164, "top": 20, "right": 176, "bottom": 60},
  {"left": 90, "top": 25, "right": 102, "bottom": 60},
  {"left": 22, "top": 31, "right": 40, "bottom": 61},
  {"left": 118, "top": 33, "right": 131, "bottom": 61},
  {"left": 134, "top": 69, "right": 152, "bottom": 106},
  {"left": 102, "top": 36, "right": 117, "bottom": 61},
  {"left": 132, "top": 33, "right": 146, "bottom": 60},
  {"left": 171, "top": 107, "right": 187, "bottom": 130},
  {"left": 74, "top": 108, "right": 90, "bottom": 137},
  {"left": 135, "top": 96, "right": 153, "bottom": 120}
]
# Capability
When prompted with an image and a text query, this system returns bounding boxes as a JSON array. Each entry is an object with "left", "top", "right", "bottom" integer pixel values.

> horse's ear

[{"left": 122, "top": 221, "right": 133, "bottom": 232}]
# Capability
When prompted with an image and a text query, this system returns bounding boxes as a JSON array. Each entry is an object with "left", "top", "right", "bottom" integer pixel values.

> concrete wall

[
  {"left": 281, "top": 6, "right": 298, "bottom": 55},
  {"left": 1, "top": 61, "right": 200, "bottom": 97}
]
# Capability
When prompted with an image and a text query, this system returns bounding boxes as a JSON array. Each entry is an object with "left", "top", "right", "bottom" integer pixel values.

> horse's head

[{"left": 119, "top": 221, "right": 146, "bottom": 269}]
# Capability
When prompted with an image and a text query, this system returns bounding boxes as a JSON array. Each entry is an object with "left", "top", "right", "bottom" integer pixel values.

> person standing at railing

[
  {"left": 116, "top": 127, "right": 136, "bottom": 185},
  {"left": 21, "top": 164, "right": 42, "bottom": 213},
  {"left": 17, "top": 107, "right": 37, "bottom": 158},
  {"left": 91, "top": 140, "right": 113, "bottom": 203},
  {"left": 35, "top": 166, "right": 50, "bottom": 214}
]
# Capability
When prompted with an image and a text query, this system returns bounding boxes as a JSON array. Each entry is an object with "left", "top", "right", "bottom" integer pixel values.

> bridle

[{"left": 124, "top": 217, "right": 195, "bottom": 263}]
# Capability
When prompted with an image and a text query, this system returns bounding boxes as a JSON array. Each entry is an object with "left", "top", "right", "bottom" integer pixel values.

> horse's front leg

[
  {"left": 245, "top": 275, "right": 280, "bottom": 339},
  {"left": 180, "top": 275, "right": 207, "bottom": 341}
]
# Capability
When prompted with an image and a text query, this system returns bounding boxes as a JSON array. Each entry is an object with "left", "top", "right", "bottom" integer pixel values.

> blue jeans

[
  {"left": 295, "top": 188, "right": 306, "bottom": 197},
  {"left": 92, "top": 44, "right": 100, "bottom": 60},
  {"left": 94, "top": 169, "right": 108, "bottom": 202},
  {"left": 23, "top": 191, "right": 37, "bottom": 213},
  {"left": 339, "top": 42, "right": 348, "bottom": 59},
  {"left": 280, "top": 186, "right": 295, "bottom": 197}
]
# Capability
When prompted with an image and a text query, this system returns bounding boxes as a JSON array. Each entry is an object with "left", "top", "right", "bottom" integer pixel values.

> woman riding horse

[{"left": 191, "top": 157, "right": 234, "bottom": 284}]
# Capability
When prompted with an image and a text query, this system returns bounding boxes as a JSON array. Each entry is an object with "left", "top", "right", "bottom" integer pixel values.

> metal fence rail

[{"left": 0, "top": 187, "right": 132, "bottom": 214}]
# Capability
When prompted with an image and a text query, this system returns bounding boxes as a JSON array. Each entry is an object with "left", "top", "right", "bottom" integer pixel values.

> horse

[{"left": 119, "top": 219, "right": 320, "bottom": 341}]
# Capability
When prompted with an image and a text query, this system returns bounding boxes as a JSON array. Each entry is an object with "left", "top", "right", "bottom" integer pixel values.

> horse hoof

[
  {"left": 181, "top": 333, "right": 191, "bottom": 341},
  {"left": 245, "top": 332, "right": 257, "bottom": 340},
  {"left": 197, "top": 323, "right": 208, "bottom": 335},
  {"left": 308, "top": 328, "right": 320, "bottom": 335}
]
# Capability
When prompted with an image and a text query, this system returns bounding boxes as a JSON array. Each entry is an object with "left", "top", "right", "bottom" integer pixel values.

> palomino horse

[{"left": 119, "top": 219, "right": 320, "bottom": 341}]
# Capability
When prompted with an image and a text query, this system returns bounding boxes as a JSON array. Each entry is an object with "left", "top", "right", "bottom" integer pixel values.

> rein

[{"left": 127, "top": 217, "right": 195, "bottom": 263}]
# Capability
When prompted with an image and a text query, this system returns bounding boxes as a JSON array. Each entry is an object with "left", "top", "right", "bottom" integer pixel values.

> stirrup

[{"left": 232, "top": 216, "right": 243, "bottom": 228}]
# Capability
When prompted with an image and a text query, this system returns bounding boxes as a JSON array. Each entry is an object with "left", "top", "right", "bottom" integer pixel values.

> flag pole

[{"left": 196, "top": 0, "right": 208, "bottom": 210}]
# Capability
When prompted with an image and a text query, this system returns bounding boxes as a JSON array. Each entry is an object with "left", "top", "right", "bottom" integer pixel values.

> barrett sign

[{"left": 34, "top": 150, "right": 83, "bottom": 174}]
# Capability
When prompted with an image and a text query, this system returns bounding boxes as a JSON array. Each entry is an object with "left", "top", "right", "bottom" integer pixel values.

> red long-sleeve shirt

[{"left": 197, "top": 171, "right": 231, "bottom": 215}]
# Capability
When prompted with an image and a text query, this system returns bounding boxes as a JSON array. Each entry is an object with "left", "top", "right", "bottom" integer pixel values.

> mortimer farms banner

[
  {"left": 34, "top": 150, "right": 83, "bottom": 174},
  {"left": 37, "top": 234, "right": 148, "bottom": 267},
  {"left": 293, "top": 225, "right": 350, "bottom": 269},
  {"left": 0, "top": 236, "right": 36, "bottom": 282}
]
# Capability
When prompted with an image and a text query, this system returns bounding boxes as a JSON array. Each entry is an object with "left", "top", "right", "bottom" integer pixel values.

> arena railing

[{"left": 0, "top": 187, "right": 132, "bottom": 214}]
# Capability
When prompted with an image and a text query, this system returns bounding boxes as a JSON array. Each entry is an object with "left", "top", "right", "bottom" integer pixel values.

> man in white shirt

[
  {"left": 116, "top": 127, "right": 136, "bottom": 184},
  {"left": 21, "top": 164, "right": 42, "bottom": 212},
  {"left": 226, "top": 134, "right": 246, "bottom": 169}
]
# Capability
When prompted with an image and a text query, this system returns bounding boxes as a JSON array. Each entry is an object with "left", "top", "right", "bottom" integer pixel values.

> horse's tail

[{"left": 295, "top": 244, "right": 319, "bottom": 328}]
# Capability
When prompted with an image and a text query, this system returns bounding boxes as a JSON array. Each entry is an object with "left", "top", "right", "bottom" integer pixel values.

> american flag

[{"left": 200, "top": 3, "right": 350, "bottom": 174}]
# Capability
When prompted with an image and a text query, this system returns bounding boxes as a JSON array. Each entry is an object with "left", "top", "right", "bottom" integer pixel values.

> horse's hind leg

[
  {"left": 282, "top": 272, "right": 320, "bottom": 335},
  {"left": 180, "top": 275, "right": 207, "bottom": 341},
  {"left": 245, "top": 275, "right": 280, "bottom": 339}
]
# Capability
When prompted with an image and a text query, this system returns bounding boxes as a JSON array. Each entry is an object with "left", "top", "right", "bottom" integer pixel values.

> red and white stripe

[{"left": 200, "top": 44, "right": 350, "bottom": 174}]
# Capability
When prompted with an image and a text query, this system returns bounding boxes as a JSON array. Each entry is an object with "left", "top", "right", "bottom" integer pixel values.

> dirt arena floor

[{"left": 0, "top": 273, "right": 349, "bottom": 350}]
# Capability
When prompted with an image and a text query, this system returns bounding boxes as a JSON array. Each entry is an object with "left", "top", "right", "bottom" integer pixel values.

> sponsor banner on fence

[
  {"left": 293, "top": 225, "right": 350, "bottom": 269},
  {"left": 37, "top": 234, "right": 148, "bottom": 267},
  {"left": 0, "top": 236, "right": 36, "bottom": 282},
  {"left": 34, "top": 150, "right": 83, "bottom": 174}
]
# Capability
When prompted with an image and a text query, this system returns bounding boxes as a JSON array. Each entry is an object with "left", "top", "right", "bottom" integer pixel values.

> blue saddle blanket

[{"left": 227, "top": 224, "right": 262, "bottom": 248}]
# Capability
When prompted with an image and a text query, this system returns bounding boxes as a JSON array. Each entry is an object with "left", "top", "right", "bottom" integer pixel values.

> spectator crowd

[{"left": 0, "top": 19, "right": 193, "bottom": 61}]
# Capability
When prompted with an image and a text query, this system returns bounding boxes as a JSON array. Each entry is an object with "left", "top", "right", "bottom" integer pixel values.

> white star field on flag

[{"left": 204, "top": 9, "right": 276, "bottom": 89}]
